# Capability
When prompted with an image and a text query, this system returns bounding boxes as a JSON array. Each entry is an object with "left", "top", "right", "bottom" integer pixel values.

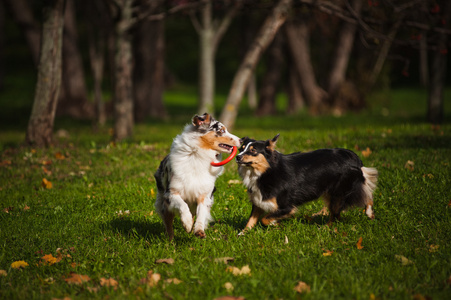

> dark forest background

[{"left": 0, "top": 0, "right": 450, "bottom": 146}]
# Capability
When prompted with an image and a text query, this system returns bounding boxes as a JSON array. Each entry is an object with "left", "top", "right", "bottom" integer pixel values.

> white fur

[
  {"left": 156, "top": 122, "right": 240, "bottom": 237},
  {"left": 238, "top": 165, "right": 278, "bottom": 213},
  {"left": 361, "top": 166, "right": 378, "bottom": 219}
]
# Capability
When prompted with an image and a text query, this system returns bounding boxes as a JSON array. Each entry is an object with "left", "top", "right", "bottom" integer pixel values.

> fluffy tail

[{"left": 361, "top": 167, "right": 378, "bottom": 219}]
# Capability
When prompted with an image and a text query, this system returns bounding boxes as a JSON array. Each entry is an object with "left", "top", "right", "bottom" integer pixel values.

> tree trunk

[
  {"left": 419, "top": 31, "right": 429, "bottom": 88},
  {"left": 285, "top": 20, "right": 327, "bottom": 114},
  {"left": 113, "top": 0, "right": 134, "bottom": 141},
  {"left": 4, "top": 0, "right": 41, "bottom": 66},
  {"left": 327, "top": 0, "right": 362, "bottom": 97},
  {"left": 25, "top": 0, "right": 65, "bottom": 147},
  {"left": 193, "top": 0, "right": 241, "bottom": 115},
  {"left": 287, "top": 63, "right": 304, "bottom": 114},
  {"left": 84, "top": 0, "right": 112, "bottom": 127},
  {"left": 256, "top": 33, "right": 284, "bottom": 116},
  {"left": 134, "top": 14, "right": 167, "bottom": 121},
  {"left": 367, "top": 17, "right": 403, "bottom": 89},
  {"left": 220, "top": 0, "right": 292, "bottom": 128},
  {"left": 57, "top": 0, "right": 92, "bottom": 119},
  {"left": 198, "top": 0, "right": 215, "bottom": 114},
  {"left": 0, "top": 1, "right": 4, "bottom": 90},
  {"left": 427, "top": 0, "right": 451, "bottom": 124}
]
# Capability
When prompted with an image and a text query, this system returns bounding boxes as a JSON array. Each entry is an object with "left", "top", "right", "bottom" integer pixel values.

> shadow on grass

[
  {"left": 107, "top": 217, "right": 165, "bottom": 241},
  {"left": 107, "top": 217, "right": 196, "bottom": 244}
]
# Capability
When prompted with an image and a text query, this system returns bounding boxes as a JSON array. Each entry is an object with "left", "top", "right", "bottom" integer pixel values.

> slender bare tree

[
  {"left": 191, "top": 0, "right": 241, "bottom": 114},
  {"left": 25, "top": 0, "right": 65, "bottom": 147},
  {"left": 111, "top": 0, "right": 134, "bottom": 141},
  {"left": 428, "top": 0, "right": 451, "bottom": 124},
  {"left": 220, "top": 0, "right": 292, "bottom": 128},
  {"left": 285, "top": 19, "right": 327, "bottom": 115}
]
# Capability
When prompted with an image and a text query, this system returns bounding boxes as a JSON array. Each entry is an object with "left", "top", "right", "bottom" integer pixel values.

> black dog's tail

[
  {"left": 361, "top": 167, "right": 378, "bottom": 219},
  {"left": 361, "top": 167, "right": 378, "bottom": 202}
]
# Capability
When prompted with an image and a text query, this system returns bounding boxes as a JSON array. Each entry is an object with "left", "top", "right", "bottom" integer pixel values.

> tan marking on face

[
  {"left": 239, "top": 153, "right": 270, "bottom": 174},
  {"left": 199, "top": 131, "right": 237, "bottom": 152}
]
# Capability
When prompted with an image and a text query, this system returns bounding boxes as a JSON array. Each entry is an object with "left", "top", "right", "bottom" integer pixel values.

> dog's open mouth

[{"left": 219, "top": 143, "right": 233, "bottom": 153}]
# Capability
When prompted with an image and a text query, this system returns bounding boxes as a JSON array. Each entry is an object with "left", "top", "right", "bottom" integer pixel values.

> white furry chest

[
  {"left": 170, "top": 160, "right": 221, "bottom": 203},
  {"left": 239, "top": 167, "right": 277, "bottom": 213}
]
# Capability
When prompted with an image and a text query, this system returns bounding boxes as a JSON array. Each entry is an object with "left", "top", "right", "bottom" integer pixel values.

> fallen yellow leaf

[
  {"left": 42, "top": 178, "right": 52, "bottom": 189},
  {"left": 226, "top": 265, "right": 251, "bottom": 276},
  {"left": 429, "top": 244, "right": 439, "bottom": 252},
  {"left": 214, "top": 257, "right": 235, "bottom": 264},
  {"left": 224, "top": 282, "right": 234, "bottom": 292},
  {"left": 155, "top": 258, "right": 174, "bottom": 265},
  {"left": 356, "top": 237, "right": 364, "bottom": 250},
  {"left": 55, "top": 152, "right": 65, "bottom": 160},
  {"left": 294, "top": 281, "right": 311, "bottom": 293},
  {"left": 100, "top": 277, "right": 118, "bottom": 289},
  {"left": 362, "top": 147, "right": 372, "bottom": 158},
  {"left": 164, "top": 278, "right": 182, "bottom": 285},
  {"left": 395, "top": 255, "right": 413, "bottom": 265},
  {"left": 146, "top": 270, "right": 161, "bottom": 287},
  {"left": 41, "top": 254, "right": 60, "bottom": 265},
  {"left": 322, "top": 250, "right": 333, "bottom": 256},
  {"left": 11, "top": 260, "right": 29, "bottom": 269},
  {"left": 64, "top": 273, "right": 91, "bottom": 285},
  {"left": 405, "top": 160, "right": 414, "bottom": 171}
]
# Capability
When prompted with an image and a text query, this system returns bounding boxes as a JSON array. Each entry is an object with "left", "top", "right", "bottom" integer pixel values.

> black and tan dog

[{"left": 236, "top": 134, "right": 378, "bottom": 233}]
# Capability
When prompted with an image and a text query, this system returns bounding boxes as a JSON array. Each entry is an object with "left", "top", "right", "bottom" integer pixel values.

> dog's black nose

[{"left": 236, "top": 155, "right": 242, "bottom": 162}]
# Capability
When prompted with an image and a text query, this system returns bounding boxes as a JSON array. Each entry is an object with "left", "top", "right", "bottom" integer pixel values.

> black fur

[{"left": 236, "top": 135, "right": 377, "bottom": 229}]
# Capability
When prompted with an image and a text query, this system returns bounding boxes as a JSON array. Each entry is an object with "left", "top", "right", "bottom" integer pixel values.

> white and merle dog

[{"left": 154, "top": 113, "right": 241, "bottom": 240}]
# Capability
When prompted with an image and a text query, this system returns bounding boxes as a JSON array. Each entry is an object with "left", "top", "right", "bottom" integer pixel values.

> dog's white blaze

[{"left": 237, "top": 142, "right": 253, "bottom": 157}]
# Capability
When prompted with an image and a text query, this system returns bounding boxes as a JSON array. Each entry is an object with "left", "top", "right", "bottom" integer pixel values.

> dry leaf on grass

[
  {"left": 143, "top": 270, "right": 161, "bottom": 287},
  {"left": 64, "top": 273, "right": 91, "bottom": 285},
  {"left": 224, "top": 282, "right": 234, "bottom": 292},
  {"left": 395, "top": 255, "right": 413, "bottom": 265},
  {"left": 356, "top": 237, "right": 364, "bottom": 250},
  {"left": 164, "top": 278, "right": 182, "bottom": 285},
  {"left": 226, "top": 265, "right": 251, "bottom": 276},
  {"left": 55, "top": 152, "right": 65, "bottom": 160},
  {"left": 40, "top": 254, "right": 61, "bottom": 266},
  {"left": 361, "top": 147, "right": 372, "bottom": 158},
  {"left": 405, "top": 160, "right": 414, "bottom": 171},
  {"left": 155, "top": 258, "right": 174, "bottom": 265},
  {"left": 11, "top": 260, "right": 29, "bottom": 269},
  {"left": 100, "top": 277, "right": 118, "bottom": 289},
  {"left": 429, "top": 244, "right": 439, "bottom": 252},
  {"left": 214, "top": 257, "right": 235, "bottom": 264},
  {"left": 42, "top": 178, "right": 52, "bottom": 189},
  {"left": 294, "top": 281, "right": 311, "bottom": 293},
  {"left": 214, "top": 297, "right": 245, "bottom": 300},
  {"left": 322, "top": 250, "right": 333, "bottom": 256}
]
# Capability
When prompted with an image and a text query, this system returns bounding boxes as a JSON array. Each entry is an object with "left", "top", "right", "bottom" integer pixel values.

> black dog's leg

[{"left": 262, "top": 207, "right": 298, "bottom": 226}]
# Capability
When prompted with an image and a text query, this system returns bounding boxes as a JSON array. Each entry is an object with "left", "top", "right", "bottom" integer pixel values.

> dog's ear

[
  {"left": 192, "top": 113, "right": 212, "bottom": 127},
  {"left": 239, "top": 137, "right": 249, "bottom": 151},
  {"left": 266, "top": 133, "right": 280, "bottom": 151}
]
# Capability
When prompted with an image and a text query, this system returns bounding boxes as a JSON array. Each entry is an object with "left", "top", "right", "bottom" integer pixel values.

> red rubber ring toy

[{"left": 211, "top": 146, "right": 238, "bottom": 167}]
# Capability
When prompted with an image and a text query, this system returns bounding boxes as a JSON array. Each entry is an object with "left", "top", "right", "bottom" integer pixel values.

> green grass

[{"left": 0, "top": 86, "right": 450, "bottom": 299}]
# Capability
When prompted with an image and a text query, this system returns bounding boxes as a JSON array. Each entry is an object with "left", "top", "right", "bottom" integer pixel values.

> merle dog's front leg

[{"left": 193, "top": 194, "right": 213, "bottom": 239}]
